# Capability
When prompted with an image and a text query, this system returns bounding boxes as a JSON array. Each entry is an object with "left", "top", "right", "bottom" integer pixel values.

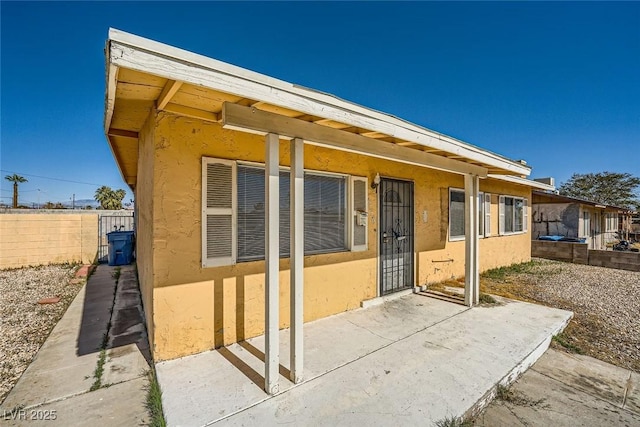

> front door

[{"left": 379, "top": 178, "right": 414, "bottom": 295}]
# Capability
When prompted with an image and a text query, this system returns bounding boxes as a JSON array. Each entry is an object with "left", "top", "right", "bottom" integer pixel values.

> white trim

[
  {"left": 464, "top": 174, "right": 480, "bottom": 307},
  {"left": 201, "top": 157, "right": 237, "bottom": 268},
  {"left": 264, "top": 133, "right": 280, "bottom": 395},
  {"left": 223, "top": 103, "right": 488, "bottom": 177},
  {"left": 289, "top": 138, "right": 304, "bottom": 384},
  {"left": 449, "top": 187, "right": 488, "bottom": 240},
  {"left": 498, "top": 195, "right": 528, "bottom": 235},
  {"left": 484, "top": 193, "right": 492, "bottom": 237},
  {"left": 349, "top": 176, "right": 368, "bottom": 252},
  {"left": 449, "top": 188, "right": 466, "bottom": 241},
  {"left": 107, "top": 29, "right": 531, "bottom": 176},
  {"left": 499, "top": 195, "right": 506, "bottom": 236},
  {"left": 488, "top": 174, "right": 555, "bottom": 191}
]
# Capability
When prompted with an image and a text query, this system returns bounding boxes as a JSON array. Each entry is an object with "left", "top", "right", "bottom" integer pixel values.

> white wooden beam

[
  {"left": 290, "top": 138, "right": 304, "bottom": 384},
  {"left": 265, "top": 133, "right": 280, "bottom": 395},
  {"left": 163, "top": 103, "right": 221, "bottom": 123},
  {"left": 222, "top": 103, "right": 488, "bottom": 177},
  {"left": 103, "top": 64, "right": 119, "bottom": 133},
  {"left": 108, "top": 32, "right": 531, "bottom": 175},
  {"left": 156, "top": 80, "right": 183, "bottom": 110},
  {"left": 464, "top": 174, "right": 480, "bottom": 307}
]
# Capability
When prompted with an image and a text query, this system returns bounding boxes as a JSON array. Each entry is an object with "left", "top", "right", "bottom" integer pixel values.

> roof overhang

[
  {"left": 488, "top": 174, "right": 556, "bottom": 191},
  {"left": 531, "top": 190, "right": 629, "bottom": 211},
  {"left": 104, "top": 28, "right": 533, "bottom": 188}
]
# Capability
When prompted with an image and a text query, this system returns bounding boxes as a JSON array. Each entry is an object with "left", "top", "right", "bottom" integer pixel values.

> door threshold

[{"left": 361, "top": 288, "right": 416, "bottom": 309}]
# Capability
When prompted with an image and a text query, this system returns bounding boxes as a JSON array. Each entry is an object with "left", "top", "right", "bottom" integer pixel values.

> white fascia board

[
  {"left": 107, "top": 28, "right": 531, "bottom": 176},
  {"left": 488, "top": 174, "right": 556, "bottom": 191}
]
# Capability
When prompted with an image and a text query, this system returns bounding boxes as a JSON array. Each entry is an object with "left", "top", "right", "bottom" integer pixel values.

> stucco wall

[
  {"left": 145, "top": 112, "right": 532, "bottom": 361},
  {"left": 0, "top": 213, "right": 98, "bottom": 269},
  {"left": 135, "top": 112, "right": 156, "bottom": 352},
  {"left": 531, "top": 202, "right": 580, "bottom": 239}
]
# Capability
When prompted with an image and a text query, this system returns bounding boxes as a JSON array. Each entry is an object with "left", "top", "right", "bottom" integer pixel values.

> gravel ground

[
  {"left": 480, "top": 259, "right": 640, "bottom": 372},
  {"left": 0, "top": 265, "right": 82, "bottom": 403}
]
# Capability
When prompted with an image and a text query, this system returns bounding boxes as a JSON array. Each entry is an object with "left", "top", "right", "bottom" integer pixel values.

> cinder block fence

[
  {"left": 0, "top": 213, "right": 99, "bottom": 269},
  {"left": 532, "top": 240, "right": 640, "bottom": 272}
]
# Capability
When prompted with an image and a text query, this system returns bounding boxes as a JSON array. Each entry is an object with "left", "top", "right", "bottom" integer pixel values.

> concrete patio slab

[
  {"left": 156, "top": 295, "right": 572, "bottom": 426},
  {"left": 529, "top": 348, "right": 633, "bottom": 408},
  {"left": 475, "top": 349, "right": 640, "bottom": 427},
  {"left": 2, "top": 377, "right": 149, "bottom": 427}
]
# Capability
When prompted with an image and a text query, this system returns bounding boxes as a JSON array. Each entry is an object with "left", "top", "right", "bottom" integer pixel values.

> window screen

[{"left": 450, "top": 189, "right": 465, "bottom": 238}]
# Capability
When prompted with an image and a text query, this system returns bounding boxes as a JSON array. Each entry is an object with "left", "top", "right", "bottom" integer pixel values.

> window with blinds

[{"left": 203, "top": 158, "right": 364, "bottom": 267}]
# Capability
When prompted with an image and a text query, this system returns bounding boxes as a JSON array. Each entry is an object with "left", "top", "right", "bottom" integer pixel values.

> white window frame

[
  {"left": 202, "top": 157, "right": 367, "bottom": 268},
  {"left": 349, "top": 176, "right": 368, "bottom": 252},
  {"left": 498, "top": 195, "right": 528, "bottom": 235},
  {"left": 449, "top": 188, "right": 491, "bottom": 241},
  {"left": 202, "top": 157, "right": 237, "bottom": 268},
  {"left": 605, "top": 213, "right": 618, "bottom": 232}
]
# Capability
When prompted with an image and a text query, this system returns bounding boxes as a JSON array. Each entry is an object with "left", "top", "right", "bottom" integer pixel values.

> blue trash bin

[{"left": 107, "top": 231, "right": 135, "bottom": 266}]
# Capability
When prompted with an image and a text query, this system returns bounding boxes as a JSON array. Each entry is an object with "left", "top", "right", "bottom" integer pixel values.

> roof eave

[{"left": 105, "top": 28, "right": 531, "bottom": 177}]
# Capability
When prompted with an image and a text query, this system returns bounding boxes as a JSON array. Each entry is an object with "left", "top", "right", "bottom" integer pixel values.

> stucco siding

[
  {"left": 147, "top": 113, "right": 532, "bottom": 361},
  {"left": 135, "top": 112, "right": 156, "bottom": 351}
]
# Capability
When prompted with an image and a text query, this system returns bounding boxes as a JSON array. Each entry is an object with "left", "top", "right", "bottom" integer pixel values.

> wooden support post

[
  {"left": 464, "top": 174, "right": 480, "bottom": 306},
  {"left": 265, "top": 133, "right": 280, "bottom": 394},
  {"left": 290, "top": 138, "right": 304, "bottom": 384}
]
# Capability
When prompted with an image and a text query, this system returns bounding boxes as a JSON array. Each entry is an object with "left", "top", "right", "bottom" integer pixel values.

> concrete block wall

[
  {"left": 531, "top": 240, "right": 588, "bottom": 264},
  {"left": 588, "top": 250, "right": 640, "bottom": 272},
  {"left": 0, "top": 213, "right": 99, "bottom": 269},
  {"left": 532, "top": 240, "right": 640, "bottom": 272}
]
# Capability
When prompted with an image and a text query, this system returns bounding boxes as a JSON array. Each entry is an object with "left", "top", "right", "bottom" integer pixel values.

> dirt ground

[{"left": 0, "top": 264, "right": 82, "bottom": 403}]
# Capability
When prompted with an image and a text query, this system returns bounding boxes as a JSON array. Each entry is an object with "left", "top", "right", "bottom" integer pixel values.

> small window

[
  {"left": 449, "top": 189, "right": 465, "bottom": 239},
  {"left": 498, "top": 195, "right": 528, "bottom": 235},
  {"left": 449, "top": 189, "right": 491, "bottom": 240}
]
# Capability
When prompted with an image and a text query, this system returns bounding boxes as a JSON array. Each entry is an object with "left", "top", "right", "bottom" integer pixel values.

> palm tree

[
  {"left": 94, "top": 186, "right": 126, "bottom": 210},
  {"left": 5, "top": 174, "right": 28, "bottom": 208}
]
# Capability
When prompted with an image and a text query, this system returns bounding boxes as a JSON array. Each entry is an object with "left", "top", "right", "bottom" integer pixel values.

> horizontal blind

[
  {"left": 237, "top": 165, "right": 266, "bottom": 261},
  {"left": 304, "top": 174, "right": 346, "bottom": 253}
]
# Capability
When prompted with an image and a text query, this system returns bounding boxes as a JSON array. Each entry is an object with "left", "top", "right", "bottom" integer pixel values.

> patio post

[
  {"left": 290, "top": 138, "right": 304, "bottom": 383},
  {"left": 464, "top": 174, "right": 480, "bottom": 306},
  {"left": 265, "top": 132, "right": 280, "bottom": 394}
]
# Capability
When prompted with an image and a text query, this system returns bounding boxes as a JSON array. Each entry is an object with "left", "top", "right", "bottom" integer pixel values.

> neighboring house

[
  {"left": 531, "top": 190, "right": 626, "bottom": 249},
  {"left": 620, "top": 211, "right": 640, "bottom": 241},
  {"left": 102, "top": 29, "right": 554, "bottom": 388}
]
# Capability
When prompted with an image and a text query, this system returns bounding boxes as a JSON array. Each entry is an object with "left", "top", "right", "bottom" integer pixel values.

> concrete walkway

[
  {"left": 0, "top": 265, "right": 150, "bottom": 426},
  {"left": 475, "top": 348, "right": 640, "bottom": 426},
  {"left": 157, "top": 295, "right": 573, "bottom": 426}
]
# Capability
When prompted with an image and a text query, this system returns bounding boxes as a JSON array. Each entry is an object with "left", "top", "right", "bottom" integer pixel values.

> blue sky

[{"left": 1, "top": 2, "right": 639, "bottom": 206}]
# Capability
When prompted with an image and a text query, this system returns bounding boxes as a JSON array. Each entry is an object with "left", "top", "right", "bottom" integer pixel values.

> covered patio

[
  {"left": 105, "top": 29, "right": 556, "bottom": 397},
  {"left": 156, "top": 293, "right": 572, "bottom": 426}
]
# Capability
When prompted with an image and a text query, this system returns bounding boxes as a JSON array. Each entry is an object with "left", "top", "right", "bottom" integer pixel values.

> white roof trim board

[
  {"left": 488, "top": 174, "right": 556, "bottom": 191},
  {"left": 105, "top": 28, "right": 532, "bottom": 177}
]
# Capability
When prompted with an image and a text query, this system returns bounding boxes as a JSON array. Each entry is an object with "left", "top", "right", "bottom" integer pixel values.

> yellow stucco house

[{"left": 103, "top": 29, "right": 554, "bottom": 391}]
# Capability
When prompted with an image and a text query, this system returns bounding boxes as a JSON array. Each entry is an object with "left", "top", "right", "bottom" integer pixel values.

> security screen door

[{"left": 379, "top": 178, "right": 414, "bottom": 295}]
